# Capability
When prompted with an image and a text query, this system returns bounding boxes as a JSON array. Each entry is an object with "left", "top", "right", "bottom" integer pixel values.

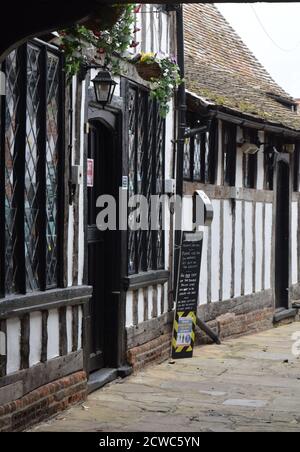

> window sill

[
  {"left": 0, "top": 286, "right": 93, "bottom": 319},
  {"left": 123, "top": 270, "right": 170, "bottom": 291}
]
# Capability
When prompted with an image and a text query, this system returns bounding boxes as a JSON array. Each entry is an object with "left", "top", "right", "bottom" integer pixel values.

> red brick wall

[
  {"left": 0, "top": 371, "right": 87, "bottom": 432},
  {"left": 127, "top": 308, "right": 274, "bottom": 370}
]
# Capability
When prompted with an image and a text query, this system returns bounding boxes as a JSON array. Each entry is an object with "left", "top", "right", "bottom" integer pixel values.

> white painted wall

[
  {"left": 29, "top": 312, "right": 42, "bottom": 367},
  {"left": 244, "top": 202, "right": 253, "bottom": 295},
  {"left": 255, "top": 203, "right": 263, "bottom": 292},
  {"left": 47, "top": 310, "right": 60, "bottom": 360},
  {"left": 291, "top": 201, "right": 298, "bottom": 285},
  {"left": 6, "top": 318, "right": 21, "bottom": 375},
  {"left": 264, "top": 203, "right": 273, "bottom": 290},
  {"left": 66, "top": 307, "right": 73, "bottom": 354},
  {"left": 126, "top": 291, "right": 134, "bottom": 328},
  {"left": 257, "top": 132, "right": 265, "bottom": 190},
  {"left": 222, "top": 200, "right": 233, "bottom": 300},
  {"left": 199, "top": 227, "right": 208, "bottom": 305},
  {"left": 211, "top": 199, "right": 221, "bottom": 302},
  {"left": 234, "top": 200, "right": 243, "bottom": 298}
]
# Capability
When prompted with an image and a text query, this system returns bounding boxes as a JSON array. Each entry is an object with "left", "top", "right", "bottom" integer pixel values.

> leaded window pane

[
  {"left": 46, "top": 52, "right": 60, "bottom": 288},
  {"left": 4, "top": 50, "right": 19, "bottom": 294},
  {"left": 25, "top": 44, "right": 40, "bottom": 291}
]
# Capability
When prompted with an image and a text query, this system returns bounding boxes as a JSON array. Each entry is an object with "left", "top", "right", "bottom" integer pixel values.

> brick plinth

[
  {"left": 0, "top": 371, "right": 87, "bottom": 432},
  {"left": 196, "top": 308, "right": 274, "bottom": 344},
  {"left": 127, "top": 308, "right": 275, "bottom": 370},
  {"left": 127, "top": 333, "right": 172, "bottom": 371}
]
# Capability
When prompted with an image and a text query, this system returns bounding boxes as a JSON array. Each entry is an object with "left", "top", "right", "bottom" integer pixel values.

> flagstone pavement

[{"left": 31, "top": 322, "right": 300, "bottom": 432}]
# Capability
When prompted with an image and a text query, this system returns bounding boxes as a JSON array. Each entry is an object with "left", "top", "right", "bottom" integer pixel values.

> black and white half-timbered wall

[
  {"left": 1, "top": 1, "right": 300, "bottom": 432},
  {"left": 182, "top": 4, "right": 300, "bottom": 339},
  {"left": 0, "top": 5, "right": 178, "bottom": 430}
]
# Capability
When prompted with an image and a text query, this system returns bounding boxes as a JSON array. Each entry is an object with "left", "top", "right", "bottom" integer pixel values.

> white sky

[{"left": 216, "top": 2, "right": 300, "bottom": 99}]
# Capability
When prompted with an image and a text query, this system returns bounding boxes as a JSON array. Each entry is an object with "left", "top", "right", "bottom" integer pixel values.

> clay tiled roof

[{"left": 183, "top": 4, "right": 300, "bottom": 132}]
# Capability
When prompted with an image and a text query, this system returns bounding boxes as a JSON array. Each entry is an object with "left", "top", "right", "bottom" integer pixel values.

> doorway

[
  {"left": 275, "top": 158, "right": 290, "bottom": 310},
  {"left": 87, "top": 119, "right": 122, "bottom": 374}
]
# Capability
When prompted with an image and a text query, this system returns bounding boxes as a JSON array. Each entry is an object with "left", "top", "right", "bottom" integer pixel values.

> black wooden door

[
  {"left": 275, "top": 159, "right": 290, "bottom": 310},
  {"left": 87, "top": 122, "right": 110, "bottom": 373}
]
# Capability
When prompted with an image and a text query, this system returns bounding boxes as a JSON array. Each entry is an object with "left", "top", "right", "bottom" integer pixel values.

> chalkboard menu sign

[{"left": 172, "top": 232, "right": 203, "bottom": 360}]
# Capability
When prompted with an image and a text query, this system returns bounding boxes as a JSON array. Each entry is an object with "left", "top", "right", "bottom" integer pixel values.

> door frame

[
  {"left": 273, "top": 152, "right": 292, "bottom": 311},
  {"left": 83, "top": 105, "right": 127, "bottom": 374}
]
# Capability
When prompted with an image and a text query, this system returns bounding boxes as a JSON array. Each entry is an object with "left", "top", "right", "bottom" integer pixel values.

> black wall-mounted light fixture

[
  {"left": 79, "top": 64, "right": 117, "bottom": 108},
  {"left": 92, "top": 68, "right": 117, "bottom": 107}
]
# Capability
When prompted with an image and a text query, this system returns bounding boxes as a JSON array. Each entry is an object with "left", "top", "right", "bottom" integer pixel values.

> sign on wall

[{"left": 87, "top": 159, "right": 94, "bottom": 188}]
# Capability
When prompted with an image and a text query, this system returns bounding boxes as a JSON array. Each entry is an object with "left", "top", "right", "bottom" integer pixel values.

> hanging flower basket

[
  {"left": 81, "top": 5, "right": 126, "bottom": 33},
  {"left": 135, "top": 61, "right": 162, "bottom": 81}
]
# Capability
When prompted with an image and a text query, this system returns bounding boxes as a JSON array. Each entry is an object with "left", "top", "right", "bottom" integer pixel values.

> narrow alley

[{"left": 32, "top": 323, "right": 300, "bottom": 433}]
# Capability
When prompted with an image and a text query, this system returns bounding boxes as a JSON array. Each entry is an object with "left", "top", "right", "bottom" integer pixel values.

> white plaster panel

[
  {"left": 29, "top": 312, "right": 42, "bottom": 367},
  {"left": 292, "top": 202, "right": 298, "bottom": 285},
  {"left": 211, "top": 199, "right": 221, "bottom": 302},
  {"left": 264, "top": 203, "right": 273, "bottom": 290},
  {"left": 138, "top": 289, "right": 144, "bottom": 324},
  {"left": 255, "top": 203, "right": 263, "bottom": 292},
  {"left": 234, "top": 200, "right": 243, "bottom": 298},
  {"left": 244, "top": 202, "right": 253, "bottom": 295},
  {"left": 157, "top": 285, "right": 162, "bottom": 317},
  {"left": 222, "top": 200, "right": 233, "bottom": 300},
  {"left": 66, "top": 306, "right": 73, "bottom": 354},
  {"left": 6, "top": 318, "right": 21, "bottom": 375},
  {"left": 199, "top": 228, "right": 208, "bottom": 305},
  {"left": 126, "top": 291, "right": 134, "bottom": 328},
  {"left": 47, "top": 310, "right": 60, "bottom": 360},
  {"left": 182, "top": 195, "right": 194, "bottom": 232},
  {"left": 148, "top": 286, "right": 153, "bottom": 319}
]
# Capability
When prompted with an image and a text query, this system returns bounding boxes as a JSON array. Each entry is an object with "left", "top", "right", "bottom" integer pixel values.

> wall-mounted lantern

[{"left": 92, "top": 68, "right": 117, "bottom": 107}]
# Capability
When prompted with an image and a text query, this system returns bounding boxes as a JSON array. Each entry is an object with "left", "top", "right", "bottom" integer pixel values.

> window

[
  {"left": 243, "top": 128, "right": 258, "bottom": 189},
  {"left": 183, "top": 116, "right": 218, "bottom": 183},
  {"left": 0, "top": 41, "right": 64, "bottom": 298},
  {"left": 128, "top": 85, "right": 165, "bottom": 275},
  {"left": 223, "top": 122, "right": 237, "bottom": 186},
  {"left": 293, "top": 141, "right": 300, "bottom": 192}
]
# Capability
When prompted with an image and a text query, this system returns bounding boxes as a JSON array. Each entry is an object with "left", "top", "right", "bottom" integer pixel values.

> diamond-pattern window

[
  {"left": 127, "top": 84, "right": 165, "bottom": 275},
  {"left": 25, "top": 44, "right": 40, "bottom": 291},
  {"left": 184, "top": 117, "right": 218, "bottom": 184},
  {"left": 4, "top": 50, "right": 19, "bottom": 294},
  {"left": 0, "top": 41, "right": 64, "bottom": 298},
  {"left": 46, "top": 52, "right": 60, "bottom": 288}
]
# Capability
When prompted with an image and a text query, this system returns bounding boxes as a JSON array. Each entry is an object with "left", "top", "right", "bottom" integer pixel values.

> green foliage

[
  {"left": 133, "top": 53, "right": 183, "bottom": 118},
  {"left": 59, "top": 4, "right": 136, "bottom": 79}
]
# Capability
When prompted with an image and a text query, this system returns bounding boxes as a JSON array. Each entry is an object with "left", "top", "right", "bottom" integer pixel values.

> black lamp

[{"left": 92, "top": 68, "right": 117, "bottom": 107}]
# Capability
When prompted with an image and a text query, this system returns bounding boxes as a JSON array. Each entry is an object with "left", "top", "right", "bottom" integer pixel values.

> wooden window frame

[
  {"left": 183, "top": 115, "right": 218, "bottom": 184},
  {"left": 127, "top": 82, "right": 165, "bottom": 276},
  {"left": 0, "top": 40, "right": 65, "bottom": 299}
]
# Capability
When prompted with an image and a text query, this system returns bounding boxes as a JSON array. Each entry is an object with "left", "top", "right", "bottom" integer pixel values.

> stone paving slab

[{"left": 31, "top": 322, "right": 300, "bottom": 432}]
